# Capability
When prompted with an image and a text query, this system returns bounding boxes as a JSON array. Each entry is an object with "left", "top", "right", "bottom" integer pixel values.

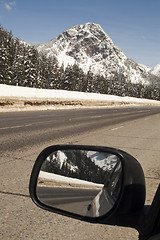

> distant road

[{"left": 0, "top": 106, "right": 160, "bottom": 153}]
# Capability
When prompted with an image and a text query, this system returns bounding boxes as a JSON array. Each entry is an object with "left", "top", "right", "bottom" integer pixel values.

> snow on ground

[
  {"left": 39, "top": 170, "right": 103, "bottom": 187},
  {"left": 0, "top": 84, "right": 160, "bottom": 112},
  {"left": 0, "top": 83, "right": 159, "bottom": 103}
]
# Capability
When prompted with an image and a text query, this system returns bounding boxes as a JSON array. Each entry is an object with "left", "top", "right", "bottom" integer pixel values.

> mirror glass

[{"left": 36, "top": 149, "right": 122, "bottom": 217}]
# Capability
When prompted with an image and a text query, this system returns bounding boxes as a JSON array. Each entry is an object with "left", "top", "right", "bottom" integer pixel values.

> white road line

[
  {"left": 90, "top": 115, "right": 104, "bottom": 119},
  {"left": 111, "top": 125, "right": 124, "bottom": 131},
  {"left": 0, "top": 124, "right": 32, "bottom": 130}
]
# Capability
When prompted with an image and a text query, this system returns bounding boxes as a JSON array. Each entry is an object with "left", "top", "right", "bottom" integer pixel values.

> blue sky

[{"left": 0, "top": 0, "right": 160, "bottom": 67}]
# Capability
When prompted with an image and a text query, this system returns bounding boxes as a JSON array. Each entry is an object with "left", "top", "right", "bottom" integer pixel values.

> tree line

[
  {"left": 41, "top": 150, "right": 109, "bottom": 184},
  {"left": 0, "top": 25, "right": 160, "bottom": 100}
]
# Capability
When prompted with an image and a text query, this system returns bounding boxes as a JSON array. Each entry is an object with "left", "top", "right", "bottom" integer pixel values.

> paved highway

[
  {"left": 37, "top": 186, "right": 100, "bottom": 215},
  {"left": 1, "top": 106, "right": 160, "bottom": 239},
  {"left": 0, "top": 106, "right": 160, "bottom": 153}
]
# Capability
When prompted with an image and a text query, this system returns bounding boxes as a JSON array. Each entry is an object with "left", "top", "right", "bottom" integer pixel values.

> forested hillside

[{"left": 0, "top": 25, "right": 160, "bottom": 100}]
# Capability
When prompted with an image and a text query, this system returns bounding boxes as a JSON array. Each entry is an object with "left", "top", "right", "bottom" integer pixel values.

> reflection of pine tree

[
  {"left": 61, "top": 150, "right": 110, "bottom": 184},
  {"left": 41, "top": 150, "right": 113, "bottom": 184},
  {"left": 41, "top": 152, "right": 60, "bottom": 174}
]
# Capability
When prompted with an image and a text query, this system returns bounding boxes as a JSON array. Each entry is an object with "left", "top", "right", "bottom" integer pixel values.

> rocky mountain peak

[
  {"left": 36, "top": 23, "right": 160, "bottom": 85},
  {"left": 36, "top": 23, "right": 126, "bottom": 76},
  {"left": 58, "top": 22, "right": 109, "bottom": 42}
]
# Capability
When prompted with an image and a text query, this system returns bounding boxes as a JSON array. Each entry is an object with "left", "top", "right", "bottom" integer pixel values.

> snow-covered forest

[{"left": 0, "top": 25, "right": 160, "bottom": 100}]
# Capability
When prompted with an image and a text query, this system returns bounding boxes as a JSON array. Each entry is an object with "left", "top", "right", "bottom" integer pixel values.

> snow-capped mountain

[
  {"left": 35, "top": 23, "right": 159, "bottom": 85},
  {"left": 87, "top": 151, "right": 119, "bottom": 171},
  {"left": 151, "top": 63, "right": 160, "bottom": 77},
  {"left": 45, "top": 150, "right": 118, "bottom": 175},
  {"left": 36, "top": 23, "right": 126, "bottom": 76}
]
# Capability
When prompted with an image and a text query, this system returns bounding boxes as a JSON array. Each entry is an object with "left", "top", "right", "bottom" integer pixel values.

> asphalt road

[
  {"left": 0, "top": 106, "right": 160, "bottom": 153},
  {"left": 1, "top": 106, "right": 160, "bottom": 240},
  {"left": 37, "top": 186, "right": 100, "bottom": 215}
]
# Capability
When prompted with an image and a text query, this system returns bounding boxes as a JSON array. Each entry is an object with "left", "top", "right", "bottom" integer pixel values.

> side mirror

[
  {"left": 29, "top": 145, "right": 146, "bottom": 228},
  {"left": 33, "top": 147, "right": 122, "bottom": 217}
]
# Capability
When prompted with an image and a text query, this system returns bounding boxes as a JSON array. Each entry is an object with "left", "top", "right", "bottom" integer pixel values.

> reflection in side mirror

[{"left": 36, "top": 149, "right": 122, "bottom": 218}]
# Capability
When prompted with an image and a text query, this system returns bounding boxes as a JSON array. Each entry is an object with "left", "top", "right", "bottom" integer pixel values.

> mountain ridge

[{"left": 35, "top": 23, "right": 160, "bottom": 85}]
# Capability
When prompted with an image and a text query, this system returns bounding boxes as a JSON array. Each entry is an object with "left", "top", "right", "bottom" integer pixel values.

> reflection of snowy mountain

[
  {"left": 87, "top": 151, "right": 118, "bottom": 171},
  {"left": 43, "top": 149, "right": 120, "bottom": 184},
  {"left": 55, "top": 151, "right": 67, "bottom": 168},
  {"left": 46, "top": 150, "right": 118, "bottom": 173},
  {"left": 46, "top": 151, "right": 78, "bottom": 173}
]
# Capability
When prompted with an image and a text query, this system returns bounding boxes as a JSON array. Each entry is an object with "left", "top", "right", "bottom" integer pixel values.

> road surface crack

[{"left": 0, "top": 190, "right": 29, "bottom": 198}]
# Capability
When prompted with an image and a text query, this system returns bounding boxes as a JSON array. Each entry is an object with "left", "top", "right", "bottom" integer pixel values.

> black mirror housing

[{"left": 29, "top": 145, "right": 146, "bottom": 230}]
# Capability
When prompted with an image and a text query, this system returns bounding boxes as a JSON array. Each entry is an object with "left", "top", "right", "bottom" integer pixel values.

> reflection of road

[{"left": 37, "top": 186, "right": 100, "bottom": 216}]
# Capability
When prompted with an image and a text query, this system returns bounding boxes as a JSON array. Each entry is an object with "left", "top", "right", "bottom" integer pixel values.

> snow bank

[
  {"left": 0, "top": 84, "right": 159, "bottom": 103},
  {"left": 39, "top": 171, "right": 103, "bottom": 187},
  {"left": 0, "top": 84, "right": 160, "bottom": 112}
]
